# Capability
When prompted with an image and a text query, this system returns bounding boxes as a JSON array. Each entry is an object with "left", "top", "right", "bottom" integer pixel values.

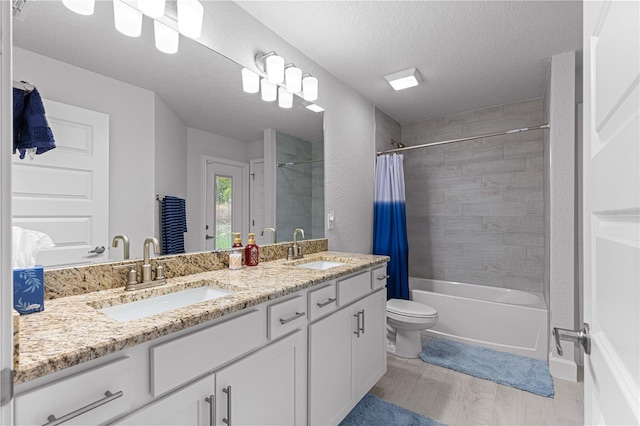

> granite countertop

[{"left": 15, "top": 251, "right": 388, "bottom": 384}]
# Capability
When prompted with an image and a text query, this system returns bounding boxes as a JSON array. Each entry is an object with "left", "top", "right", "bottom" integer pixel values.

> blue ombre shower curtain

[{"left": 373, "top": 154, "right": 409, "bottom": 300}]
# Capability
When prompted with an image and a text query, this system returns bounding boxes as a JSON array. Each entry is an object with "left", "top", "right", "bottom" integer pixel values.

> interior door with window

[
  {"left": 583, "top": 1, "right": 639, "bottom": 424},
  {"left": 205, "top": 160, "right": 248, "bottom": 251}
]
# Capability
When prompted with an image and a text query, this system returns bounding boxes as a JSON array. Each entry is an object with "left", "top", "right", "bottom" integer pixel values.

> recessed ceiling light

[{"left": 384, "top": 68, "right": 422, "bottom": 91}]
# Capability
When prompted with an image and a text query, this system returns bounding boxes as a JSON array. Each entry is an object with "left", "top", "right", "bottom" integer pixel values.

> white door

[
  {"left": 204, "top": 159, "right": 248, "bottom": 251},
  {"left": 249, "top": 159, "right": 269, "bottom": 244},
  {"left": 12, "top": 99, "right": 109, "bottom": 267},
  {"left": 583, "top": 1, "right": 639, "bottom": 424}
]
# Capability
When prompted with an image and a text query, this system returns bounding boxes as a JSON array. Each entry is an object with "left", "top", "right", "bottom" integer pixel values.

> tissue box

[{"left": 13, "top": 266, "right": 44, "bottom": 315}]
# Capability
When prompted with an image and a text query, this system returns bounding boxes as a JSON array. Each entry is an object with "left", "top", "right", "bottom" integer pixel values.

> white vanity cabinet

[
  {"left": 112, "top": 374, "right": 214, "bottom": 426},
  {"left": 308, "top": 272, "right": 387, "bottom": 426},
  {"left": 14, "top": 357, "right": 131, "bottom": 426},
  {"left": 215, "top": 330, "right": 307, "bottom": 426}
]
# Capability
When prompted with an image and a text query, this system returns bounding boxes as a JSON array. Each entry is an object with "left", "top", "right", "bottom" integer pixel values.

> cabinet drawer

[
  {"left": 337, "top": 270, "right": 371, "bottom": 306},
  {"left": 267, "top": 295, "right": 306, "bottom": 340},
  {"left": 371, "top": 265, "right": 388, "bottom": 290},
  {"left": 15, "top": 357, "right": 131, "bottom": 426},
  {"left": 308, "top": 283, "right": 337, "bottom": 321},
  {"left": 150, "top": 309, "right": 264, "bottom": 397}
]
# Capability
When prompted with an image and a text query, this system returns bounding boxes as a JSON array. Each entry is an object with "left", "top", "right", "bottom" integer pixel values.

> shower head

[{"left": 390, "top": 139, "right": 406, "bottom": 149}]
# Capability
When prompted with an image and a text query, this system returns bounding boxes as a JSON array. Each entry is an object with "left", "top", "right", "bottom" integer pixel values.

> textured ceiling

[
  {"left": 236, "top": 1, "right": 583, "bottom": 124},
  {"left": 13, "top": 1, "right": 323, "bottom": 143}
]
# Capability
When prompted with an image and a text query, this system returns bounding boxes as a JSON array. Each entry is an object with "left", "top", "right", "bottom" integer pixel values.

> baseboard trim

[{"left": 549, "top": 353, "right": 578, "bottom": 381}]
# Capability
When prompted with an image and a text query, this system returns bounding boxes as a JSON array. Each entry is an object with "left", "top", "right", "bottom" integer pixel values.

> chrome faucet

[
  {"left": 112, "top": 234, "right": 130, "bottom": 260},
  {"left": 288, "top": 228, "right": 305, "bottom": 260},
  {"left": 261, "top": 227, "right": 277, "bottom": 244},
  {"left": 142, "top": 237, "right": 161, "bottom": 284}
]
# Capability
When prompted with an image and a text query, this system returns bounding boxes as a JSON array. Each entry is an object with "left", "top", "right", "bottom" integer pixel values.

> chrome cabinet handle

[
  {"left": 88, "top": 245, "right": 105, "bottom": 254},
  {"left": 377, "top": 275, "right": 390, "bottom": 280},
  {"left": 222, "top": 386, "right": 231, "bottom": 425},
  {"left": 205, "top": 394, "right": 215, "bottom": 426},
  {"left": 279, "top": 311, "right": 305, "bottom": 325},
  {"left": 353, "top": 312, "right": 361, "bottom": 337},
  {"left": 317, "top": 297, "right": 337, "bottom": 308},
  {"left": 360, "top": 309, "right": 365, "bottom": 335},
  {"left": 42, "top": 390, "right": 123, "bottom": 426}
]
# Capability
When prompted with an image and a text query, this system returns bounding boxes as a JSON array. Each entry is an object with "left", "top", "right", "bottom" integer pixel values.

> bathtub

[{"left": 410, "top": 277, "right": 548, "bottom": 360}]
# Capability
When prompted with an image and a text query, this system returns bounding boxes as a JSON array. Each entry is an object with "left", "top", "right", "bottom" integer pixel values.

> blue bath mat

[
  {"left": 420, "top": 338, "right": 554, "bottom": 398},
  {"left": 339, "top": 394, "right": 444, "bottom": 426}
]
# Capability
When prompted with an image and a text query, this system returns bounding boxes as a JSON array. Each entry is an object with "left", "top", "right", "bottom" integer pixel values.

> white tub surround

[{"left": 410, "top": 277, "right": 548, "bottom": 360}]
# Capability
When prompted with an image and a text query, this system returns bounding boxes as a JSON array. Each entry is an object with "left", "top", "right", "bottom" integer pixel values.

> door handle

[
  {"left": 205, "top": 235, "right": 215, "bottom": 240},
  {"left": 88, "top": 245, "right": 105, "bottom": 254},
  {"left": 553, "top": 323, "right": 591, "bottom": 356}
]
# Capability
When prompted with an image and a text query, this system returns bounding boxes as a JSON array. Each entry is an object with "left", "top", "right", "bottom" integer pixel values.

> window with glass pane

[{"left": 215, "top": 175, "right": 232, "bottom": 250}]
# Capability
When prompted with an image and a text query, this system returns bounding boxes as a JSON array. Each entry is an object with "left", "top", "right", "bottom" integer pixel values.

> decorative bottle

[
  {"left": 232, "top": 232, "right": 243, "bottom": 248},
  {"left": 245, "top": 233, "right": 259, "bottom": 266}
]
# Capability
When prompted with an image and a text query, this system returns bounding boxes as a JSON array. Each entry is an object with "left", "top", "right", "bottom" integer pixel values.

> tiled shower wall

[
  {"left": 401, "top": 98, "right": 545, "bottom": 293},
  {"left": 276, "top": 132, "right": 324, "bottom": 241}
]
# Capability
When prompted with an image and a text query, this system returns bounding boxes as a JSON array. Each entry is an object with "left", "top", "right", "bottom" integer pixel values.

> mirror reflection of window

[{"left": 215, "top": 175, "right": 233, "bottom": 250}]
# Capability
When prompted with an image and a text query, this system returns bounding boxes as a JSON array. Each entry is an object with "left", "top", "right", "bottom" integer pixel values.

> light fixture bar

[
  {"left": 177, "top": 0, "right": 204, "bottom": 39},
  {"left": 242, "top": 68, "right": 260, "bottom": 94},
  {"left": 154, "top": 20, "right": 179, "bottom": 54},
  {"left": 384, "top": 68, "right": 422, "bottom": 91},
  {"left": 302, "top": 74, "right": 318, "bottom": 101},
  {"left": 113, "top": 0, "right": 143, "bottom": 37}
]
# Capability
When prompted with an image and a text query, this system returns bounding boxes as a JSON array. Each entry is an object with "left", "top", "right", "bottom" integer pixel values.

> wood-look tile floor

[{"left": 371, "top": 353, "right": 584, "bottom": 425}]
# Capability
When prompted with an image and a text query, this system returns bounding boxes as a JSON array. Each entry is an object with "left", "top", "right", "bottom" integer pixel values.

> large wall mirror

[{"left": 12, "top": 1, "right": 324, "bottom": 268}]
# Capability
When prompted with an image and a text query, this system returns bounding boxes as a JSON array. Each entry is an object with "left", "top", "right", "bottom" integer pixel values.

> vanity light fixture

[
  {"left": 63, "top": 0, "right": 204, "bottom": 55},
  {"left": 302, "top": 73, "right": 318, "bottom": 101},
  {"left": 154, "top": 20, "right": 179, "bottom": 54},
  {"left": 260, "top": 78, "right": 277, "bottom": 102},
  {"left": 285, "top": 64, "right": 302, "bottom": 94},
  {"left": 249, "top": 51, "right": 319, "bottom": 109},
  {"left": 242, "top": 68, "right": 260, "bottom": 94},
  {"left": 384, "top": 68, "right": 422, "bottom": 91},
  {"left": 177, "top": 0, "right": 204, "bottom": 39},
  {"left": 138, "top": 0, "right": 165, "bottom": 18},
  {"left": 278, "top": 87, "right": 293, "bottom": 109},
  {"left": 113, "top": 0, "right": 143, "bottom": 38},
  {"left": 62, "top": 0, "right": 95, "bottom": 15}
]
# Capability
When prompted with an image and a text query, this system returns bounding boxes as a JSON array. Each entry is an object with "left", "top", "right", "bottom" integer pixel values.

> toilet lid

[{"left": 387, "top": 299, "right": 437, "bottom": 318}]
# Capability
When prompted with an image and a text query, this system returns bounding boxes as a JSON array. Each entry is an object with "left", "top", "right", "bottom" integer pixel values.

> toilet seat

[{"left": 387, "top": 299, "right": 437, "bottom": 319}]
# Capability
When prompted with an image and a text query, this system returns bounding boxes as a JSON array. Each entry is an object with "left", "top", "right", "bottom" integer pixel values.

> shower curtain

[{"left": 373, "top": 154, "right": 409, "bottom": 300}]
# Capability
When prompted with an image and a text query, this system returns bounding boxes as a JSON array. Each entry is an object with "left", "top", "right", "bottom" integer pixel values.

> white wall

[
  {"left": 13, "top": 48, "right": 156, "bottom": 260},
  {"left": 548, "top": 51, "right": 577, "bottom": 380},
  {"left": 197, "top": 2, "right": 376, "bottom": 254},
  {"left": 185, "top": 127, "right": 251, "bottom": 252},
  {"left": 154, "top": 94, "right": 188, "bottom": 242}
]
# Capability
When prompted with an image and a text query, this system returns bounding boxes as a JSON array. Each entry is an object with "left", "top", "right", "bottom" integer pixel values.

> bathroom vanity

[{"left": 12, "top": 251, "right": 388, "bottom": 426}]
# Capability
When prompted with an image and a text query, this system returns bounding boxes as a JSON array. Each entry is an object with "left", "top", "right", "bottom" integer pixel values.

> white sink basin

[
  {"left": 98, "top": 286, "right": 233, "bottom": 322},
  {"left": 296, "top": 260, "right": 346, "bottom": 270}
]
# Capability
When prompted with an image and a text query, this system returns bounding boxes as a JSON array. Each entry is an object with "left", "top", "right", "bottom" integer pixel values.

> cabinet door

[
  {"left": 355, "top": 289, "right": 387, "bottom": 399},
  {"left": 112, "top": 374, "right": 214, "bottom": 426},
  {"left": 308, "top": 305, "right": 357, "bottom": 426},
  {"left": 215, "top": 330, "right": 306, "bottom": 426}
]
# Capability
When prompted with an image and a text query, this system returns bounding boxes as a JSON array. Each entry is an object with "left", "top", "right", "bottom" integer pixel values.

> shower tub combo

[{"left": 410, "top": 277, "right": 548, "bottom": 360}]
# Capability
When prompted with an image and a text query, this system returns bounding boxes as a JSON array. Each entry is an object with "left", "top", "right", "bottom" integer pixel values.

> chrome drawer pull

[
  {"left": 317, "top": 297, "right": 337, "bottom": 308},
  {"left": 279, "top": 311, "right": 305, "bottom": 325},
  {"left": 43, "top": 390, "right": 123, "bottom": 426},
  {"left": 360, "top": 309, "right": 365, "bottom": 334},
  {"left": 223, "top": 386, "right": 231, "bottom": 425},
  {"left": 353, "top": 312, "right": 361, "bottom": 337},
  {"left": 205, "top": 394, "right": 215, "bottom": 426},
  {"left": 377, "top": 275, "right": 389, "bottom": 280}
]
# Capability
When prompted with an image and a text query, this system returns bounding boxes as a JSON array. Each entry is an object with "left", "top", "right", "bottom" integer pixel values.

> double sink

[{"left": 96, "top": 257, "right": 348, "bottom": 323}]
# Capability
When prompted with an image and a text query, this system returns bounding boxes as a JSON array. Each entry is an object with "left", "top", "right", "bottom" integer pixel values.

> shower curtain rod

[
  {"left": 376, "top": 123, "right": 550, "bottom": 156},
  {"left": 277, "top": 159, "right": 324, "bottom": 167}
]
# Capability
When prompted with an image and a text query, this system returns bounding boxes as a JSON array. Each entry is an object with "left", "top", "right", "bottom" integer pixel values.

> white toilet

[{"left": 386, "top": 299, "right": 438, "bottom": 358}]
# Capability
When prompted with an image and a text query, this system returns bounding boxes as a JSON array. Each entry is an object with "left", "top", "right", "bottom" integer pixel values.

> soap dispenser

[
  {"left": 232, "top": 232, "right": 243, "bottom": 248},
  {"left": 245, "top": 233, "right": 259, "bottom": 266}
]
